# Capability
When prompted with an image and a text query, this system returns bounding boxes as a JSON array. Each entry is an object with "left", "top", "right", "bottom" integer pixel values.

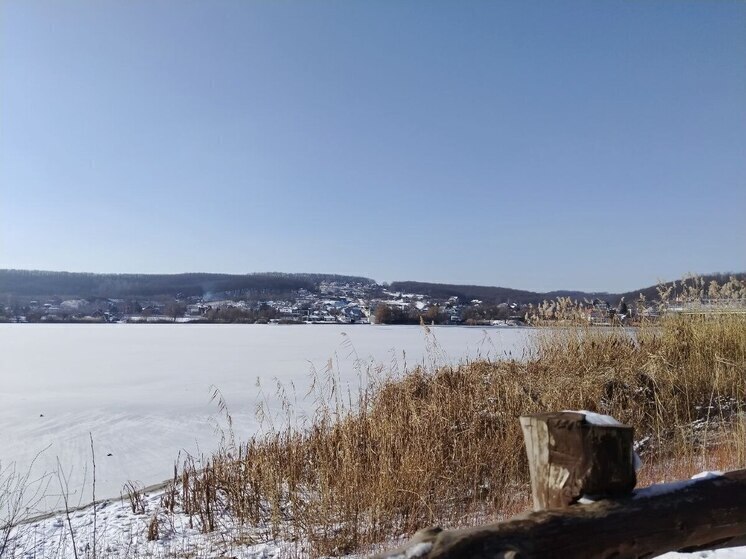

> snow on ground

[
  {"left": 3, "top": 487, "right": 297, "bottom": 559},
  {"left": 4, "top": 485, "right": 746, "bottom": 559},
  {"left": 660, "top": 550, "right": 746, "bottom": 558}
]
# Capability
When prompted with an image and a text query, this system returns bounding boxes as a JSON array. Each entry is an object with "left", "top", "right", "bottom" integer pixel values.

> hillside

[
  {"left": 387, "top": 280, "right": 611, "bottom": 306},
  {"left": 0, "top": 269, "right": 375, "bottom": 299},
  {"left": 389, "top": 273, "right": 746, "bottom": 306},
  {"left": 1, "top": 269, "right": 743, "bottom": 305}
]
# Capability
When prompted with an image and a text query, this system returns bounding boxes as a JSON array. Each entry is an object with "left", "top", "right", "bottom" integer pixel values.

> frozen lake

[{"left": 0, "top": 323, "right": 533, "bottom": 512}]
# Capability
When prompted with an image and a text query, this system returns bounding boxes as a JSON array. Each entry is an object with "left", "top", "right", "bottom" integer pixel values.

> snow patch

[
  {"left": 389, "top": 542, "right": 433, "bottom": 559},
  {"left": 3, "top": 488, "right": 297, "bottom": 558},
  {"left": 636, "top": 471, "right": 724, "bottom": 499},
  {"left": 565, "top": 410, "right": 623, "bottom": 427},
  {"left": 691, "top": 470, "right": 723, "bottom": 481}
]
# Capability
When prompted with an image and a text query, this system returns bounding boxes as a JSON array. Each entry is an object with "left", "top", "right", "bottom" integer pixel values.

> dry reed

[{"left": 163, "top": 310, "right": 746, "bottom": 555}]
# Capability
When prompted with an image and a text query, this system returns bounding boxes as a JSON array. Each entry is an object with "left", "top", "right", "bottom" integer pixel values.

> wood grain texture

[
  {"left": 375, "top": 470, "right": 746, "bottom": 559},
  {"left": 520, "top": 412, "right": 636, "bottom": 510}
]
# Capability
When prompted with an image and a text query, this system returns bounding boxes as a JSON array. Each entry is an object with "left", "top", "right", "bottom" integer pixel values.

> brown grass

[{"left": 163, "top": 312, "right": 746, "bottom": 555}]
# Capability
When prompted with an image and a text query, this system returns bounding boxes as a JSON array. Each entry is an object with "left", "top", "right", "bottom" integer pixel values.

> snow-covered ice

[{"left": 0, "top": 323, "right": 531, "bottom": 513}]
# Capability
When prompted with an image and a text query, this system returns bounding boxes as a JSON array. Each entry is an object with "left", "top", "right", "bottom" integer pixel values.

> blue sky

[{"left": 1, "top": 1, "right": 744, "bottom": 292}]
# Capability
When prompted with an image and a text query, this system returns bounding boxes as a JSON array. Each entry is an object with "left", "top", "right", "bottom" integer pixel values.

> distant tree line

[
  {"left": 374, "top": 304, "right": 449, "bottom": 325},
  {"left": 202, "top": 304, "right": 282, "bottom": 324},
  {"left": 460, "top": 304, "right": 513, "bottom": 323},
  {"left": 0, "top": 270, "right": 375, "bottom": 299}
]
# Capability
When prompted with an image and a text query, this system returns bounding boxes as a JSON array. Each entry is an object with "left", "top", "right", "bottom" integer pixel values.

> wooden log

[
  {"left": 374, "top": 470, "right": 746, "bottom": 559},
  {"left": 520, "top": 412, "right": 636, "bottom": 510}
]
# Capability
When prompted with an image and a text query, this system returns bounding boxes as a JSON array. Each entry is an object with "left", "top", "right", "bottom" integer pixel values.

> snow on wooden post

[{"left": 519, "top": 411, "right": 636, "bottom": 510}]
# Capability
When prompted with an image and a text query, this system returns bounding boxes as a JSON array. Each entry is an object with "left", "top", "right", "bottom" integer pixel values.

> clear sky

[{"left": 1, "top": 1, "right": 744, "bottom": 292}]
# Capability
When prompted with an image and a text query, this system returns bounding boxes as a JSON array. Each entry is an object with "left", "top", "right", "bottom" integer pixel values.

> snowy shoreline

[{"left": 6, "top": 479, "right": 746, "bottom": 559}]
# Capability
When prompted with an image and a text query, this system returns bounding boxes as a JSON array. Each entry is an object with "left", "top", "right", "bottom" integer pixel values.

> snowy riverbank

[{"left": 4, "top": 482, "right": 746, "bottom": 559}]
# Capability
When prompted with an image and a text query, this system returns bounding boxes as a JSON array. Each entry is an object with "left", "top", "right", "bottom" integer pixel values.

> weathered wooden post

[{"left": 519, "top": 411, "right": 636, "bottom": 510}]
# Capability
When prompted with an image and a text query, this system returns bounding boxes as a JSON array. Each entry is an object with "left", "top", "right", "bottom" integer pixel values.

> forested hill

[
  {"left": 0, "top": 270, "right": 375, "bottom": 299},
  {"left": 389, "top": 273, "right": 746, "bottom": 306},
  {"left": 387, "top": 281, "right": 608, "bottom": 306},
  {"left": 2, "top": 269, "right": 743, "bottom": 304}
]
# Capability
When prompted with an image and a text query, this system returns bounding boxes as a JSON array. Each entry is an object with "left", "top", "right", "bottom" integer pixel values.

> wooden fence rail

[{"left": 375, "top": 412, "right": 746, "bottom": 559}]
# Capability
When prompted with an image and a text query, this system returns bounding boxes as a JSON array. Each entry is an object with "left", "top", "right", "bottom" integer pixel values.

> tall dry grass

[{"left": 163, "top": 313, "right": 746, "bottom": 555}]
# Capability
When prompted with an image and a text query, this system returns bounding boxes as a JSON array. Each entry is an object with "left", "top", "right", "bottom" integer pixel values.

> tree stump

[{"left": 519, "top": 411, "right": 636, "bottom": 510}]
